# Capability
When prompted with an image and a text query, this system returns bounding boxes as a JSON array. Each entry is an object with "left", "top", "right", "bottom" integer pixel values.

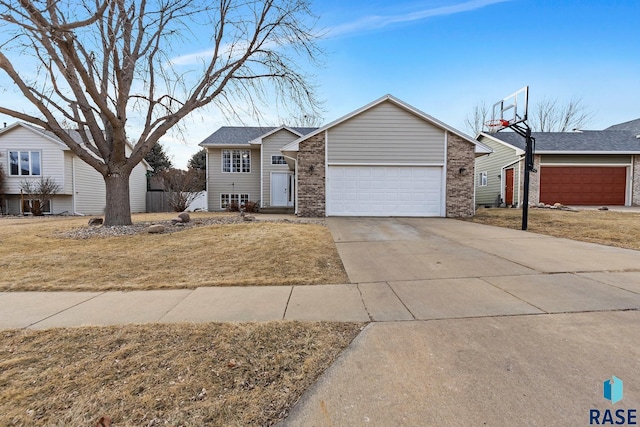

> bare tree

[
  {"left": 464, "top": 101, "right": 490, "bottom": 136},
  {"left": 467, "top": 97, "right": 592, "bottom": 134},
  {"left": 160, "top": 168, "right": 205, "bottom": 212},
  {"left": 19, "top": 176, "right": 61, "bottom": 215},
  {"left": 530, "top": 97, "right": 592, "bottom": 132},
  {"left": 0, "top": 0, "right": 322, "bottom": 225}
]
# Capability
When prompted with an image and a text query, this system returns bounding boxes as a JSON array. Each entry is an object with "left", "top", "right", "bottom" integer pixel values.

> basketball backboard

[{"left": 487, "top": 86, "right": 529, "bottom": 132}]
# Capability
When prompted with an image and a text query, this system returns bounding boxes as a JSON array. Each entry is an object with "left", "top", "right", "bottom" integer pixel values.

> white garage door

[{"left": 327, "top": 166, "right": 443, "bottom": 216}]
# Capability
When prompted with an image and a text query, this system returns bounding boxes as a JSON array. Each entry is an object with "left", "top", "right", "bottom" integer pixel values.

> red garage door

[{"left": 539, "top": 166, "right": 627, "bottom": 205}]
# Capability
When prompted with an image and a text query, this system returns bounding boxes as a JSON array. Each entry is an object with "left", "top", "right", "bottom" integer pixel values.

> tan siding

[
  {"left": 129, "top": 162, "right": 148, "bottom": 213},
  {"left": 540, "top": 154, "right": 632, "bottom": 164},
  {"left": 74, "top": 158, "right": 107, "bottom": 215},
  {"left": 475, "top": 136, "right": 521, "bottom": 206},
  {"left": 262, "top": 129, "right": 297, "bottom": 207},
  {"left": 327, "top": 101, "right": 445, "bottom": 164},
  {"left": 207, "top": 147, "right": 260, "bottom": 210},
  {"left": 63, "top": 151, "right": 74, "bottom": 194},
  {"left": 0, "top": 126, "right": 67, "bottom": 195}
]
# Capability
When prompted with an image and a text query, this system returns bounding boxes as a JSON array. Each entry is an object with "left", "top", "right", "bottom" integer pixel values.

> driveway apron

[{"left": 282, "top": 217, "right": 640, "bottom": 426}]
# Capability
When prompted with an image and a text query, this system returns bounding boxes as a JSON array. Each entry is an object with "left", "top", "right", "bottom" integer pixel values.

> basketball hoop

[{"left": 484, "top": 119, "right": 511, "bottom": 133}]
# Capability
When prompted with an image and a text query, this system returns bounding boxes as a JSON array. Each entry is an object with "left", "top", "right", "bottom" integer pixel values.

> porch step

[{"left": 259, "top": 207, "right": 295, "bottom": 214}]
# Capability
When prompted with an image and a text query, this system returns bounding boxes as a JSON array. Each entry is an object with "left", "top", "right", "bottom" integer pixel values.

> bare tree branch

[{"left": 0, "top": 0, "right": 322, "bottom": 225}]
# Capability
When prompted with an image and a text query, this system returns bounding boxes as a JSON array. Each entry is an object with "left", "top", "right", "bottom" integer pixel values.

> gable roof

[
  {"left": 606, "top": 118, "right": 640, "bottom": 132},
  {"left": 0, "top": 121, "right": 152, "bottom": 169},
  {"left": 0, "top": 122, "right": 70, "bottom": 149},
  {"left": 481, "top": 130, "right": 640, "bottom": 154},
  {"left": 199, "top": 126, "right": 317, "bottom": 147},
  {"left": 281, "top": 94, "right": 490, "bottom": 154}
]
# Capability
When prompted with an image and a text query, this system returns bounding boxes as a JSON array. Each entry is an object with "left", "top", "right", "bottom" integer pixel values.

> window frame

[
  {"left": 222, "top": 149, "right": 251, "bottom": 173},
  {"left": 9, "top": 150, "right": 41, "bottom": 176},
  {"left": 271, "top": 155, "right": 287, "bottom": 165},
  {"left": 220, "top": 193, "right": 250, "bottom": 209},
  {"left": 22, "top": 199, "right": 52, "bottom": 215},
  {"left": 479, "top": 171, "right": 488, "bottom": 187}
]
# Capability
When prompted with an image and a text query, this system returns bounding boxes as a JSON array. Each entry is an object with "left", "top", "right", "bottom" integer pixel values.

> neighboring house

[
  {"left": 475, "top": 123, "right": 640, "bottom": 207},
  {"left": 200, "top": 94, "right": 491, "bottom": 217},
  {"left": 0, "top": 122, "right": 150, "bottom": 215}
]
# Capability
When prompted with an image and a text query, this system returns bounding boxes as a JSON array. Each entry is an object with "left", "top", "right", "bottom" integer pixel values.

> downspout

[{"left": 72, "top": 156, "right": 85, "bottom": 216}]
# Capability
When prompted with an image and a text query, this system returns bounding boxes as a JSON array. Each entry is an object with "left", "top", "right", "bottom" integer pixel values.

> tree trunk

[{"left": 104, "top": 170, "right": 132, "bottom": 226}]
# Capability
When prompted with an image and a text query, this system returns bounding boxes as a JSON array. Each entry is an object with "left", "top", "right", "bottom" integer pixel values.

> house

[
  {"left": 200, "top": 94, "right": 491, "bottom": 217},
  {"left": 0, "top": 122, "right": 150, "bottom": 215},
  {"left": 475, "top": 123, "right": 640, "bottom": 207}
]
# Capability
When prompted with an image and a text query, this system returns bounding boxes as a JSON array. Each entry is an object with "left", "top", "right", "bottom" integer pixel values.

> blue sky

[{"left": 2, "top": 0, "right": 639, "bottom": 168}]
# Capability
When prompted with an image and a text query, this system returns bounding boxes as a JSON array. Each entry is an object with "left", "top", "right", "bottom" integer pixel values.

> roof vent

[{"left": 572, "top": 128, "right": 583, "bottom": 132}]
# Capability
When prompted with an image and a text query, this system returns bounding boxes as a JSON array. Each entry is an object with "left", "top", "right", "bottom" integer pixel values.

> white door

[
  {"left": 327, "top": 166, "right": 443, "bottom": 216},
  {"left": 271, "top": 172, "right": 293, "bottom": 207}
]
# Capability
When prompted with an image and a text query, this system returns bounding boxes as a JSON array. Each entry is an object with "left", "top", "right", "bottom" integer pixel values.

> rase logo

[{"left": 589, "top": 376, "right": 637, "bottom": 425}]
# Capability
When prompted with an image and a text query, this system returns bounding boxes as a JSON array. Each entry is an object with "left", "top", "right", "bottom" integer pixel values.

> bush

[{"left": 19, "top": 176, "right": 60, "bottom": 216}]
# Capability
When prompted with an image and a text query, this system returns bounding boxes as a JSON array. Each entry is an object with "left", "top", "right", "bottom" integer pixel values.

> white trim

[
  {"left": 260, "top": 146, "right": 264, "bottom": 206},
  {"left": 478, "top": 132, "right": 526, "bottom": 156},
  {"left": 8, "top": 149, "right": 43, "bottom": 176},
  {"left": 441, "top": 132, "right": 448, "bottom": 217},
  {"left": 324, "top": 130, "right": 329, "bottom": 217},
  {"left": 0, "top": 122, "right": 70, "bottom": 149},
  {"left": 221, "top": 149, "right": 251, "bottom": 173}
]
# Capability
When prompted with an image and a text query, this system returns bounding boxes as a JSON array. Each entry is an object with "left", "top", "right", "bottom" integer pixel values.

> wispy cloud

[
  {"left": 170, "top": 0, "right": 510, "bottom": 66},
  {"left": 329, "top": 0, "right": 511, "bottom": 37}
]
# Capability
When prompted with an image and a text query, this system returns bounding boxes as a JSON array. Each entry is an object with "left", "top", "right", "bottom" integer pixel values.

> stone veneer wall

[
  {"left": 446, "top": 133, "right": 475, "bottom": 217},
  {"left": 518, "top": 155, "right": 541, "bottom": 206},
  {"left": 633, "top": 155, "right": 640, "bottom": 206},
  {"left": 296, "top": 133, "right": 326, "bottom": 217}
]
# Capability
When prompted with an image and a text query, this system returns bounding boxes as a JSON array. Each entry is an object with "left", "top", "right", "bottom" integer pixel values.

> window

[
  {"left": 222, "top": 150, "right": 250, "bottom": 173},
  {"left": 479, "top": 172, "right": 488, "bottom": 187},
  {"left": 9, "top": 151, "right": 41, "bottom": 176},
  {"left": 271, "top": 155, "right": 287, "bottom": 165},
  {"left": 221, "top": 193, "right": 250, "bottom": 209},
  {"left": 22, "top": 199, "right": 51, "bottom": 214}
]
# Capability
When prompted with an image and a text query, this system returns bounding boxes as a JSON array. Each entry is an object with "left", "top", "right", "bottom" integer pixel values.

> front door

[
  {"left": 504, "top": 168, "right": 514, "bottom": 206},
  {"left": 271, "top": 172, "right": 293, "bottom": 207}
]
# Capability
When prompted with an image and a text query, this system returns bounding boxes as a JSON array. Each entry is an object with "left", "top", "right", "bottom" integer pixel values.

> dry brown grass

[
  {"left": 0, "top": 321, "right": 364, "bottom": 426},
  {"left": 467, "top": 208, "right": 640, "bottom": 251},
  {"left": 0, "top": 213, "right": 349, "bottom": 291}
]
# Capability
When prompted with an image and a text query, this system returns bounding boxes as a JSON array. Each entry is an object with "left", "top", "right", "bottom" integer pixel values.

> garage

[
  {"left": 539, "top": 166, "right": 627, "bottom": 205},
  {"left": 326, "top": 166, "right": 443, "bottom": 216}
]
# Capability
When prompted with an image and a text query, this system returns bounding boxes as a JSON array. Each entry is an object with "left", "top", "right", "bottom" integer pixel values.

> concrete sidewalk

[
  {"left": 281, "top": 218, "right": 640, "bottom": 426},
  {"left": 3, "top": 217, "right": 640, "bottom": 425}
]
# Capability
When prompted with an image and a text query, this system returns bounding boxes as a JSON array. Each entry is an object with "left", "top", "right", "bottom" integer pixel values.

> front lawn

[
  {"left": 0, "top": 213, "right": 349, "bottom": 291},
  {"left": 466, "top": 208, "right": 640, "bottom": 251},
  {"left": 0, "top": 322, "right": 364, "bottom": 426}
]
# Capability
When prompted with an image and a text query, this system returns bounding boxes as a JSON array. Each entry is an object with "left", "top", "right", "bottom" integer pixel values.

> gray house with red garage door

[
  {"left": 475, "top": 121, "right": 640, "bottom": 207},
  {"left": 200, "top": 94, "right": 492, "bottom": 217}
]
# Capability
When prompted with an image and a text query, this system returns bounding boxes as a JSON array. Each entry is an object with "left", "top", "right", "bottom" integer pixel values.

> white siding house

[{"left": 0, "top": 122, "right": 150, "bottom": 215}]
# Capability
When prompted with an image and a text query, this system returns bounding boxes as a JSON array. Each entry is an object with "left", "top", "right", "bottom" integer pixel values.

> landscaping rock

[
  {"left": 243, "top": 215, "right": 256, "bottom": 221},
  {"left": 178, "top": 212, "right": 191, "bottom": 223},
  {"left": 171, "top": 217, "right": 183, "bottom": 225},
  {"left": 148, "top": 224, "right": 165, "bottom": 234},
  {"left": 599, "top": 206, "right": 609, "bottom": 211},
  {"left": 88, "top": 217, "right": 103, "bottom": 226},
  {"left": 554, "top": 202, "right": 563, "bottom": 208}
]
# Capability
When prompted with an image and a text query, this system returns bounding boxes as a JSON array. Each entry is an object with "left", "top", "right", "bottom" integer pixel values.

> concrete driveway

[{"left": 283, "top": 217, "right": 640, "bottom": 426}]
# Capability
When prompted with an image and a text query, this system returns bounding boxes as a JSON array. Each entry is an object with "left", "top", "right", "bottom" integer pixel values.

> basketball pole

[{"left": 508, "top": 123, "right": 535, "bottom": 230}]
